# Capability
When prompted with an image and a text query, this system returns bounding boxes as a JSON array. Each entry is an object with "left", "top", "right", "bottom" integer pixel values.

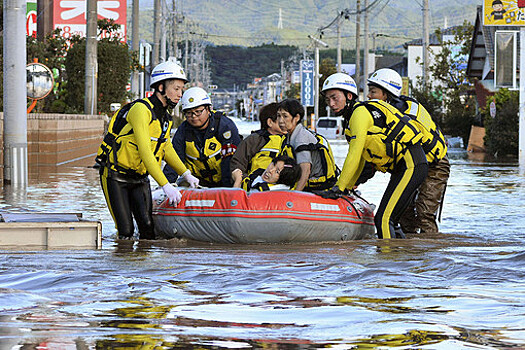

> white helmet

[
  {"left": 150, "top": 61, "right": 187, "bottom": 88},
  {"left": 367, "top": 68, "right": 402, "bottom": 97},
  {"left": 322, "top": 73, "right": 358, "bottom": 97},
  {"left": 181, "top": 87, "right": 212, "bottom": 111}
]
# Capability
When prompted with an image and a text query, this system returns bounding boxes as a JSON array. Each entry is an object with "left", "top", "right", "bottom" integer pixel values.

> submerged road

[{"left": 0, "top": 133, "right": 523, "bottom": 348}]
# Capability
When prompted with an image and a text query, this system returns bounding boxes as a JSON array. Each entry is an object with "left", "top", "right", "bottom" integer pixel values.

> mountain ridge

[{"left": 128, "top": 0, "right": 480, "bottom": 49}]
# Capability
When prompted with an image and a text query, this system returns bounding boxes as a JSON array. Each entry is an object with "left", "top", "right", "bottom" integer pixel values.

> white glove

[
  {"left": 182, "top": 170, "right": 200, "bottom": 188},
  {"left": 162, "top": 183, "right": 182, "bottom": 206}
]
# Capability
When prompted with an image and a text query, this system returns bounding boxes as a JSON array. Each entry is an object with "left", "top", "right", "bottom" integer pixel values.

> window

[{"left": 318, "top": 119, "right": 337, "bottom": 128}]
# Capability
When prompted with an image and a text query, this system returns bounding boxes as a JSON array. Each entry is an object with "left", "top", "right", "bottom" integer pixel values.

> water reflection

[{"left": 0, "top": 158, "right": 524, "bottom": 348}]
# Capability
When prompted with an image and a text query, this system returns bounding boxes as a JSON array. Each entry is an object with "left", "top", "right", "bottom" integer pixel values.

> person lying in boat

[
  {"left": 231, "top": 102, "right": 287, "bottom": 190},
  {"left": 277, "top": 99, "right": 338, "bottom": 192},
  {"left": 248, "top": 154, "right": 302, "bottom": 192}
]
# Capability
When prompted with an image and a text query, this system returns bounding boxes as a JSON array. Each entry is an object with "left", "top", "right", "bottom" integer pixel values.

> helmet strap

[
  {"left": 157, "top": 82, "right": 177, "bottom": 109},
  {"left": 336, "top": 92, "right": 356, "bottom": 116}
]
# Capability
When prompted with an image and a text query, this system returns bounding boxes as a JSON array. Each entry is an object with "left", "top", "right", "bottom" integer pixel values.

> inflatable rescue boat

[{"left": 152, "top": 188, "right": 375, "bottom": 244}]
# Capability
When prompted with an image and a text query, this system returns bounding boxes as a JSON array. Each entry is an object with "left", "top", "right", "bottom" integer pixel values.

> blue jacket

[{"left": 163, "top": 111, "right": 241, "bottom": 187}]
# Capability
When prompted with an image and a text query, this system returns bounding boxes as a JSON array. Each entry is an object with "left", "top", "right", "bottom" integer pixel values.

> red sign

[
  {"left": 145, "top": 91, "right": 154, "bottom": 98},
  {"left": 26, "top": 11, "right": 37, "bottom": 37},
  {"left": 53, "top": 0, "right": 126, "bottom": 41},
  {"left": 26, "top": 0, "right": 37, "bottom": 37}
]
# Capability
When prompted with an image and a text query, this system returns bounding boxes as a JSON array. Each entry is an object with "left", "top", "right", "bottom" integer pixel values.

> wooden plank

[{"left": 0, "top": 221, "right": 102, "bottom": 248}]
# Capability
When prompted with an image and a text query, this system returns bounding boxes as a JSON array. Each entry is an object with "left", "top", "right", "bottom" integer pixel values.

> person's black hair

[
  {"left": 368, "top": 82, "right": 395, "bottom": 103},
  {"left": 259, "top": 102, "right": 279, "bottom": 130},
  {"left": 273, "top": 154, "right": 301, "bottom": 187},
  {"left": 492, "top": 0, "right": 503, "bottom": 5},
  {"left": 278, "top": 99, "right": 305, "bottom": 123},
  {"left": 151, "top": 79, "right": 168, "bottom": 93}
]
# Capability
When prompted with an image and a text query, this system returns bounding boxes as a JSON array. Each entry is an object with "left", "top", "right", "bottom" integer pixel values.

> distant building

[
  {"left": 466, "top": 5, "right": 520, "bottom": 108},
  {"left": 403, "top": 27, "right": 462, "bottom": 89}
]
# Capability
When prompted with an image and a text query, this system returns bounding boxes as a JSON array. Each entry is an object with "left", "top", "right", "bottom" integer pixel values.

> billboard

[
  {"left": 53, "top": 0, "right": 127, "bottom": 40},
  {"left": 483, "top": 0, "right": 525, "bottom": 26},
  {"left": 300, "top": 60, "right": 314, "bottom": 107}
]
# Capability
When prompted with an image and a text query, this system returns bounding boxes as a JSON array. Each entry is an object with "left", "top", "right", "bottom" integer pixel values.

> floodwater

[{"left": 0, "top": 145, "right": 524, "bottom": 349}]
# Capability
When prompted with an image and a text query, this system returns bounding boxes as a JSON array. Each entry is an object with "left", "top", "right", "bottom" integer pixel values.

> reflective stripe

[
  {"left": 407, "top": 101, "right": 419, "bottom": 116},
  {"left": 208, "top": 150, "right": 221, "bottom": 159},
  {"left": 260, "top": 147, "right": 280, "bottom": 153}
]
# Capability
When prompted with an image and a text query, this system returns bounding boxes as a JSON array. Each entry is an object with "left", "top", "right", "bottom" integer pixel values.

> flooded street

[{"left": 0, "top": 146, "right": 524, "bottom": 348}]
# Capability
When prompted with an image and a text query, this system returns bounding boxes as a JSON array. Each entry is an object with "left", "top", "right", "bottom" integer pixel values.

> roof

[
  {"left": 466, "top": 5, "right": 521, "bottom": 80},
  {"left": 403, "top": 27, "right": 460, "bottom": 48}
]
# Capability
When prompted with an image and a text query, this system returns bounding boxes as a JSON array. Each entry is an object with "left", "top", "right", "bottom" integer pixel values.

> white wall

[{"left": 407, "top": 45, "right": 443, "bottom": 88}]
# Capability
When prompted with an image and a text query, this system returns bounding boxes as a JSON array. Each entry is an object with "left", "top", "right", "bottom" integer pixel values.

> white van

[{"left": 316, "top": 117, "right": 343, "bottom": 140}]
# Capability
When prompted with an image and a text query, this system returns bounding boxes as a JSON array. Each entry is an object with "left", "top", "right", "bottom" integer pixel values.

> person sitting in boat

[
  {"left": 231, "top": 102, "right": 287, "bottom": 190},
  {"left": 249, "top": 154, "right": 302, "bottom": 192},
  {"left": 320, "top": 72, "right": 428, "bottom": 239},
  {"left": 163, "top": 86, "right": 242, "bottom": 187},
  {"left": 276, "top": 99, "right": 338, "bottom": 192}
]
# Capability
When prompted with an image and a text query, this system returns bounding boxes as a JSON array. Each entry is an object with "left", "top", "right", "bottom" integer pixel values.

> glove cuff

[{"left": 181, "top": 169, "right": 191, "bottom": 178}]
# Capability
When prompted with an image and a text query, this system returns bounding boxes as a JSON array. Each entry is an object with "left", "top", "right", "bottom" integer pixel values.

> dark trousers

[
  {"left": 375, "top": 145, "right": 428, "bottom": 239},
  {"left": 399, "top": 155, "right": 450, "bottom": 234},
  {"left": 100, "top": 168, "right": 155, "bottom": 239}
]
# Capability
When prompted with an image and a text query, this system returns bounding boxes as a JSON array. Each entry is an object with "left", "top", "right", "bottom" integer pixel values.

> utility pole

[
  {"left": 84, "top": 0, "right": 97, "bottom": 115},
  {"left": 172, "top": 0, "right": 179, "bottom": 59},
  {"left": 3, "top": 0, "right": 28, "bottom": 184},
  {"left": 160, "top": 0, "right": 167, "bottom": 62},
  {"left": 184, "top": 35, "right": 189, "bottom": 73},
  {"left": 336, "top": 15, "right": 342, "bottom": 72},
  {"left": 355, "top": 0, "right": 361, "bottom": 96},
  {"left": 153, "top": 0, "right": 161, "bottom": 66},
  {"left": 516, "top": 27, "right": 525, "bottom": 168},
  {"left": 363, "top": 0, "right": 370, "bottom": 98},
  {"left": 308, "top": 35, "right": 329, "bottom": 127},
  {"left": 281, "top": 59, "right": 285, "bottom": 100},
  {"left": 422, "top": 0, "right": 429, "bottom": 86},
  {"left": 131, "top": 0, "right": 139, "bottom": 99}
]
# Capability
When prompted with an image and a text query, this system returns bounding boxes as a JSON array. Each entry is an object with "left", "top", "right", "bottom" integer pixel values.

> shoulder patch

[
  {"left": 371, "top": 110, "right": 383, "bottom": 119},
  {"left": 223, "top": 130, "right": 232, "bottom": 139}
]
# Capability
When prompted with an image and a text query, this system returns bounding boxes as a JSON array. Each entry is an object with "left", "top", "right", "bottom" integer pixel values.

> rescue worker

[
  {"left": 320, "top": 72, "right": 428, "bottom": 239},
  {"left": 277, "top": 98, "right": 338, "bottom": 191},
  {"left": 367, "top": 68, "right": 450, "bottom": 234},
  {"left": 96, "top": 61, "right": 200, "bottom": 240},
  {"left": 163, "top": 87, "right": 241, "bottom": 187},
  {"left": 231, "top": 102, "right": 286, "bottom": 189}
]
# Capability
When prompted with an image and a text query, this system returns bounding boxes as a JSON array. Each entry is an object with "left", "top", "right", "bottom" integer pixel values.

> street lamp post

[{"left": 308, "top": 35, "right": 329, "bottom": 129}]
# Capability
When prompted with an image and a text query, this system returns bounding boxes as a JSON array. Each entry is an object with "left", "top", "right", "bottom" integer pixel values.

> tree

[
  {"left": 413, "top": 21, "right": 476, "bottom": 145},
  {"left": 429, "top": 21, "right": 473, "bottom": 89},
  {"left": 26, "top": 29, "right": 69, "bottom": 112},
  {"left": 65, "top": 19, "right": 132, "bottom": 115},
  {"left": 482, "top": 89, "right": 519, "bottom": 157}
]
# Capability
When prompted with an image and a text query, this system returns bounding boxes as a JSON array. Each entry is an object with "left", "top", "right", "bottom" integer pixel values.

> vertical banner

[
  {"left": 495, "top": 30, "right": 517, "bottom": 88},
  {"left": 53, "top": 0, "right": 127, "bottom": 41},
  {"left": 301, "top": 60, "right": 314, "bottom": 107},
  {"left": 26, "top": 0, "right": 37, "bottom": 37}
]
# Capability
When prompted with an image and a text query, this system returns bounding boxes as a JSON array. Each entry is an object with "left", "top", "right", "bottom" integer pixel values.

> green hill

[{"left": 129, "top": 0, "right": 480, "bottom": 49}]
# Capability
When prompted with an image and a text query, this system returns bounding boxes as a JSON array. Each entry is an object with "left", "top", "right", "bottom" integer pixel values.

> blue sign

[{"left": 300, "top": 60, "right": 314, "bottom": 107}]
